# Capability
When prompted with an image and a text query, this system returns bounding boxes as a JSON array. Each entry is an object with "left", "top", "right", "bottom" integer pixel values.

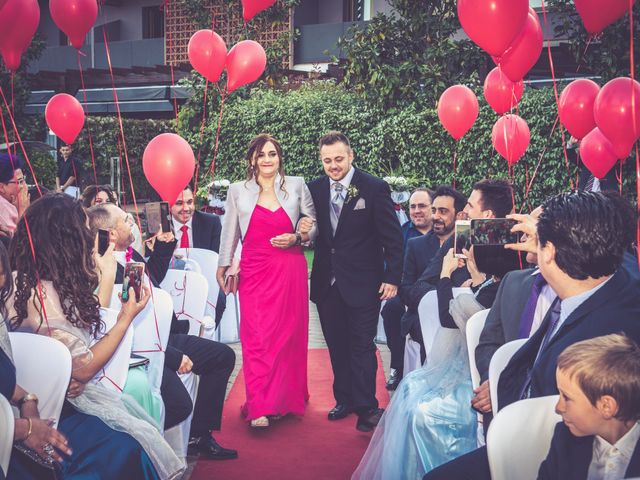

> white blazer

[{"left": 218, "top": 175, "right": 317, "bottom": 266}]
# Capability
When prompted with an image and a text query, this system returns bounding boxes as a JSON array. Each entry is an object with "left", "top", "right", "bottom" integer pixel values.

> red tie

[{"left": 180, "top": 225, "right": 190, "bottom": 248}]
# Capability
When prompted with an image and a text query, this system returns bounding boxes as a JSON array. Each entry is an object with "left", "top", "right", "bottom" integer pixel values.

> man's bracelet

[{"left": 294, "top": 232, "right": 302, "bottom": 246}]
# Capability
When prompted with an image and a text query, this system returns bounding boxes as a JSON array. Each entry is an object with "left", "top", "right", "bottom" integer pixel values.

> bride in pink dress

[{"left": 217, "top": 134, "right": 317, "bottom": 428}]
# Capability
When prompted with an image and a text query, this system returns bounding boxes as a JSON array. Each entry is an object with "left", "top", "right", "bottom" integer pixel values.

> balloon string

[
  {"left": 101, "top": 26, "right": 143, "bottom": 238},
  {"left": 10, "top": 73, "right": 16, "bottom": 157},
  {"left": 193, "top": 79, "right": 210, "bottom": 201},
  {"left": 117, "top": 135, "right": 127, "bottom": 208},
  {"left": 452, "top": 141, "right": 457, "bottom": 189},
  {"left": 207, "top": 86, "right": 227, "bottom": 178},
  {"left": 629, "top": 0, "right": 639, "bottom": 271},
  {"left": 540, "top": 0, "right": 573, "bottom": 190},
  {"left": 0, "top": 86, "right": 42, "bottom": 195},
  {"left": 77, "top": 50, "right": 98, "bottom": 185},
  {"left": 24, "top": 217, "right": 51, "bottom": 335},
  {"left": 522, "top": 114, "right": 560, "bottom": 212},
  {"left": 576, "top": 35, "right": 594, "bottom": 73},
  {"left": 616, "top": 160, "right": 623, "bottom": 194}
]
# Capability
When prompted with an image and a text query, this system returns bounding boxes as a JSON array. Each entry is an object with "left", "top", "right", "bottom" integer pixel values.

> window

[
  {"left": 344, "top": 0, "right": 365, "bottom": 22},
  {"left": 142, "top": 6, "right": 164, "bottom": 39}
]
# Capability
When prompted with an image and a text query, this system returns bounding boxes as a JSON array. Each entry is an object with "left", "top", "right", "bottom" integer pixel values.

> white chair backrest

[
  {"left": 466, "top": 309, "right": 490, "bottom": 390},
  {"left": 0, "top": 395, "right": 13, "bottom": 476},
  {"left": 487, "top": 395, "right": 561, "bottom": 480},
  {"left": 160, "top": 269, "right": 209, "bottom": 337},
  {"left": 418, "top": 287, "right": 473, "bottom": 360},
  {"left": 218, "top": 292, "right": 240, "bottom": 343},
  {"left": 174, "top": 248, "right": 221, "bottom": 321},
  {"left": 403, "top": 335, "right": 422, "bottom": 374},
  {"left": 90, "top": 308, "right": 134, "bottom": 393},
  {"left": 489, "top": 338, "right": 528, "bottom": 413},
  {"left": 9, "top": 332, "right": 72, "bottom": 427}
]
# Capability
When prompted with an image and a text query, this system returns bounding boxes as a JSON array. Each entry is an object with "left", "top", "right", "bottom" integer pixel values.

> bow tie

[{"left": 125, "top": 246, "right": 133, "bottom": 263}]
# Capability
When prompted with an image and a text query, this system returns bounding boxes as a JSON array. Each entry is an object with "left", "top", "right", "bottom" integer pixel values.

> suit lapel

[
  {"left": 334, "top": 168, "right": 360, "bottom": 239},
  {"left": 191, "top": 211, "right": 210, "bottom": 249}
]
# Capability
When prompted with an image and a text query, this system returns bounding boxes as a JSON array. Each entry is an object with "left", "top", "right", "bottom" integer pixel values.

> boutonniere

[{"left": 346, "top": 184, "right": 359, "bottom": 202}]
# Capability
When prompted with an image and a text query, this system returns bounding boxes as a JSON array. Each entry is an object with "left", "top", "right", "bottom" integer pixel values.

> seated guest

[
  {"left": 355, "top": 245, "right": 518, "bottom": 479},
  {"left": 383, "top": 187, "right": 433, "bottom": 390},
  {"left": 171, "top": 186, "right": 226, "bottom": 326},
  {"left": 539, "top": 333, "right": 640, "bottom": 479},
  {"left": 88, "top": 203, "right": 238, "bottom": 460},
  {"left": 0, "top": 154, "right": 28, "bottom": 238},
  {"left": 424, "top": 191, "right": 640, "bottom": 480},
  {"left": 7, "top": 194, "right": 183, "bottom": 479}
]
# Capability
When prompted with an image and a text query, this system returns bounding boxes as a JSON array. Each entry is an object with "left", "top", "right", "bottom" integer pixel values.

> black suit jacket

[
  {"left": 476, "top": 268, "right": 538, "bottom": 382},
  {"left": 498, "top": 268, "right": 640, "bottom": 409},
  {"left": 308, "top": 168, "right": 403, "bottom": 308},
  {"left": 190, "top": 210, "right": 222, "bottom": 253},
  {"left": 397, "top": 231, "right": 440, "bottom": 335},
  {"left": 538, "top": 422, "right": 640, "bottom": 480}
]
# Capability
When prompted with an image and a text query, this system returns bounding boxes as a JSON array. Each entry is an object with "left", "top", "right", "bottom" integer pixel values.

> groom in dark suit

[{"left": 308, "top": 131, "right": 404, "bottom": 432}]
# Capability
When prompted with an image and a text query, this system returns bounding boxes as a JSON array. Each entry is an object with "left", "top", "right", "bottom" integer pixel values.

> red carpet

[{"left": 191, "top": 348, "right": 389, "bottom": 480}]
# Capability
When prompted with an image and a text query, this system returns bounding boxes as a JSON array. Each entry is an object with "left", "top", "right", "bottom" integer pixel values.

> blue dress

[{"left": 0, "top": 326, "right": 159, "bottom": 480}]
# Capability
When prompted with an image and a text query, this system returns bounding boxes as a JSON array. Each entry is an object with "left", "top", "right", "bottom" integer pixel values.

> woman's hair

[
  {"left": 0, "top": 241, "right": 12, "bottom": 323},
  {"left": 244, "top": 133, "right": 287, "bottom": 195},
  {"left": 81, "top": 184, "right": 118, "bottom": 209},
  {"left": 10, "top": 193, "right": 102, "bottom": 336}
]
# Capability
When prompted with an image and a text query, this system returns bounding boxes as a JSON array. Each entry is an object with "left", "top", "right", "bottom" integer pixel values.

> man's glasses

[
  {"left": 3, "top": 177, "right": 26, "bottom": 186},
  {"left": 410, "top": 203, "right": 431, "bottom": 210}
]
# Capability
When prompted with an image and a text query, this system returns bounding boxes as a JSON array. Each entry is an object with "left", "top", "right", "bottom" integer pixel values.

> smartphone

[
  {"left": 470, "top": 218, "right": 520, "bottom": 246},
  {"left": 144, "top": 201, "right": 172, "bottom": 236},
  {"left": 454, "top": 220, "right": 471, "bottom": 258},
  {"left": 122, "top": 262, "right": 144, "bottom": 302},
  {"left": 97, "top": 229, "right": 110, "bottom": 256}
]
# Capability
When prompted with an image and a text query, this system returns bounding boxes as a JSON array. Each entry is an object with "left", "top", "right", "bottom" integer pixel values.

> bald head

[{"left": 87, "top": 203, "right": 133, "bottom": 251}]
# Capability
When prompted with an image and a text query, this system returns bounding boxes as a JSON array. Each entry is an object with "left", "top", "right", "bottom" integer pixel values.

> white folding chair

[
  {"left": 9, "top": 332, "right": 72, "bottom": 427},
  {"left": 489, "top": 338, "right": 528, "bottom": 413},
  {"left": 487, "top": 395, "right": 561, "bottom": 480},
  {"left": 375, "top": 300, "right": 387, "bottom": 344},
  {"left": 465, "top": 308, "right": 489, "bottom": 447},
  {"left": 90, "top": 308, "right": 134, "bottom": 393},
  {"left": 0, "top": 395, "right": 14, "bottom": 477},
  {"left": 160, "top": 269, "right": 215, "bottom": 338},
  {"left": 217, "top": 243, "right": 242, "bottom": 344},
  {"left": 403, "top": 334, "right": 422, "bottom": 374},
  {"left": 174, "top": 248, "right": 221, "bottom": 325}
]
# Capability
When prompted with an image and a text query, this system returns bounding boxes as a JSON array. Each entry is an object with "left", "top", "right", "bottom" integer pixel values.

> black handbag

[{"left": 11, "top": 443, "right": 62, "bottom": 480}]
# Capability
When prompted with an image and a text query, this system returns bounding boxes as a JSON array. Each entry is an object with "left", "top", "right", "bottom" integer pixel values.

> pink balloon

[
  {"left": 241, "top": 0, "right": 276, "bottom": 22},
  {"left": 491, "top": 114, "right": 530, "bottom": 165},
  {"left": 483, "top": 67, "right": 524, "bottom": 115},
  {"left": 143, "top": 134, "right": 195, "bottom": 205},
  {"left": 594, "top": 77, "right": 640, "bottom": 158},
  {"left": 49, "top": 0, "right": 98, "bottom": 50},
  {"left": 437, "top": 85, "right": 479, "bottom": 140},
  {"left": 188, "top": 30, "right": 227, "bottom": 83},
  {"left": 579, "top": 128, "right": 619, "bottom": 179},
  {"left": 0, "top": 0, "right": 40, "bottom": 72},
  {"left": 45, "top": 94, "right": 85, "bottom": 145},
  {"left": 226, "top": 40, "right": 267, "bottom": 93},
  {"left": 558, "top": 79, "right": 600, "bottom": 140},
  {"left": 498, "top": 8, "right": 543, "bottom": 82},
  {"left": 574, "top": 0, "right": 632, "bottom": 35},
  {"left": 457, "top": 0, "right": 529, "bottom": 57}
]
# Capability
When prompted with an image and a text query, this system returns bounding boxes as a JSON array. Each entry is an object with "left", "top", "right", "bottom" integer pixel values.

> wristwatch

[
  {"left": 294, "top": 232, "right": 302, "bottom": 246},
  {"left": 17, "top": 393, "right": 38, "bottom": 409}
]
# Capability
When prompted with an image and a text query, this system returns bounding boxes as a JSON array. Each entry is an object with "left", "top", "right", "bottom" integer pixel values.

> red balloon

[
  {"left": 45, "top": 94, "right": 85, "bottom": 145},
  {"left": 579, "top": 128, "right": 619, "bottom": 179},
  {"left": 143, "top": 134, "right": 195, "bottom": 205},
  {"left": 0, "top": 0, "right": 8, "bottom": 11},
  {"left": 558, "top": 79, "right": 600, "bottom": 140},
  {"left": 437, "top": 85, "right": 479, "bottom": 140},
  {"left": 457, "top": 0, "right": 529, "bottom": 57},
  {"left": 483, "top": 67, "right": 524, "bottom": 115},
  {"left": 498, "top": 8, "right": 543, "bottom": 82},
  {"left": 49, "top": 0, "right": 97, "bottom": 50},
  {"left": 188, "top": 30, "right": 227, "bottom": 83},
  {"left": 491, "top": 114, "right": 530, "bottom": 165},
  {"left": 574, "top": 0, "right": 632, "bottom": 35},
  {"left": 226, "top": 40, "right": 267, "bottom": 93},
  {"left": 241, "top": 0, "right": 276, "bottom": 22},
  {"left": 0, "top": 0, "right": 40, "bottom": 72},
  {"left": 594, "top": 77, "right": 640, "bottom": 158},
  {"left": 612, "top": 139, "right": 634, "bottom": 161}
]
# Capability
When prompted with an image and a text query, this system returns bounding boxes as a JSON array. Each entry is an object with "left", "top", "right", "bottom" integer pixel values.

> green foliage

[
  {"left": 547, "top": 0, "right": 640, "bottom": 80},
  {"left": 335, "top": 0, "right": 488, "bottom": 108}
]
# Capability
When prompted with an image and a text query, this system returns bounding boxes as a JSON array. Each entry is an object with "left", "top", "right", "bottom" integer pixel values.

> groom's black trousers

[{"left": 316, "top": 284, "right": 380, "bottom": 411}]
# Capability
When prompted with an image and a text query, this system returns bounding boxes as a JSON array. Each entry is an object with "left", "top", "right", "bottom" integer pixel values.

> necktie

[
  {"left": 330, "top": 183, "right": 345, "bottom": 234},
  {"left": 517, "top": 274, "right": 548, "bottom": 338},
  {"left": 180, "top": 224, "right": 189, "bottom": 248},
  {"left": 520, "top": 297, "right": 562, "bottom": 399}
]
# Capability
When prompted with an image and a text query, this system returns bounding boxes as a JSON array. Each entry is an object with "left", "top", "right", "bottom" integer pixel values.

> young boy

[{"left": 538, "top": 333, "right": 640, "bottom": 479}]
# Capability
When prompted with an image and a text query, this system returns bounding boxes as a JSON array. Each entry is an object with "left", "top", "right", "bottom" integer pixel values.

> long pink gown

[{"left": 239, "top": 204, "right": 309, "bottom": 420}]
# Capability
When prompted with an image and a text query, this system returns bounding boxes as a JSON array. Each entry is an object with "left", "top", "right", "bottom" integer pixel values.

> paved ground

[{"left": 182, "top": 295, "right": 391, "bottom": 479}]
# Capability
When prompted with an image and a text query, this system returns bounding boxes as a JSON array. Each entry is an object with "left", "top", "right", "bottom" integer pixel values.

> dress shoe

[
  {"left": 188, "top": 435, "right": 238, "bottom": 460},
  {"left": 356, "top": 408, "right": 385, "bottom": 432},
  {"left": 385, "top": 369, "right": 401, "bottom": 391},
  {"left": 328, "top": 404, "right": 352, "bottom": 421}
]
